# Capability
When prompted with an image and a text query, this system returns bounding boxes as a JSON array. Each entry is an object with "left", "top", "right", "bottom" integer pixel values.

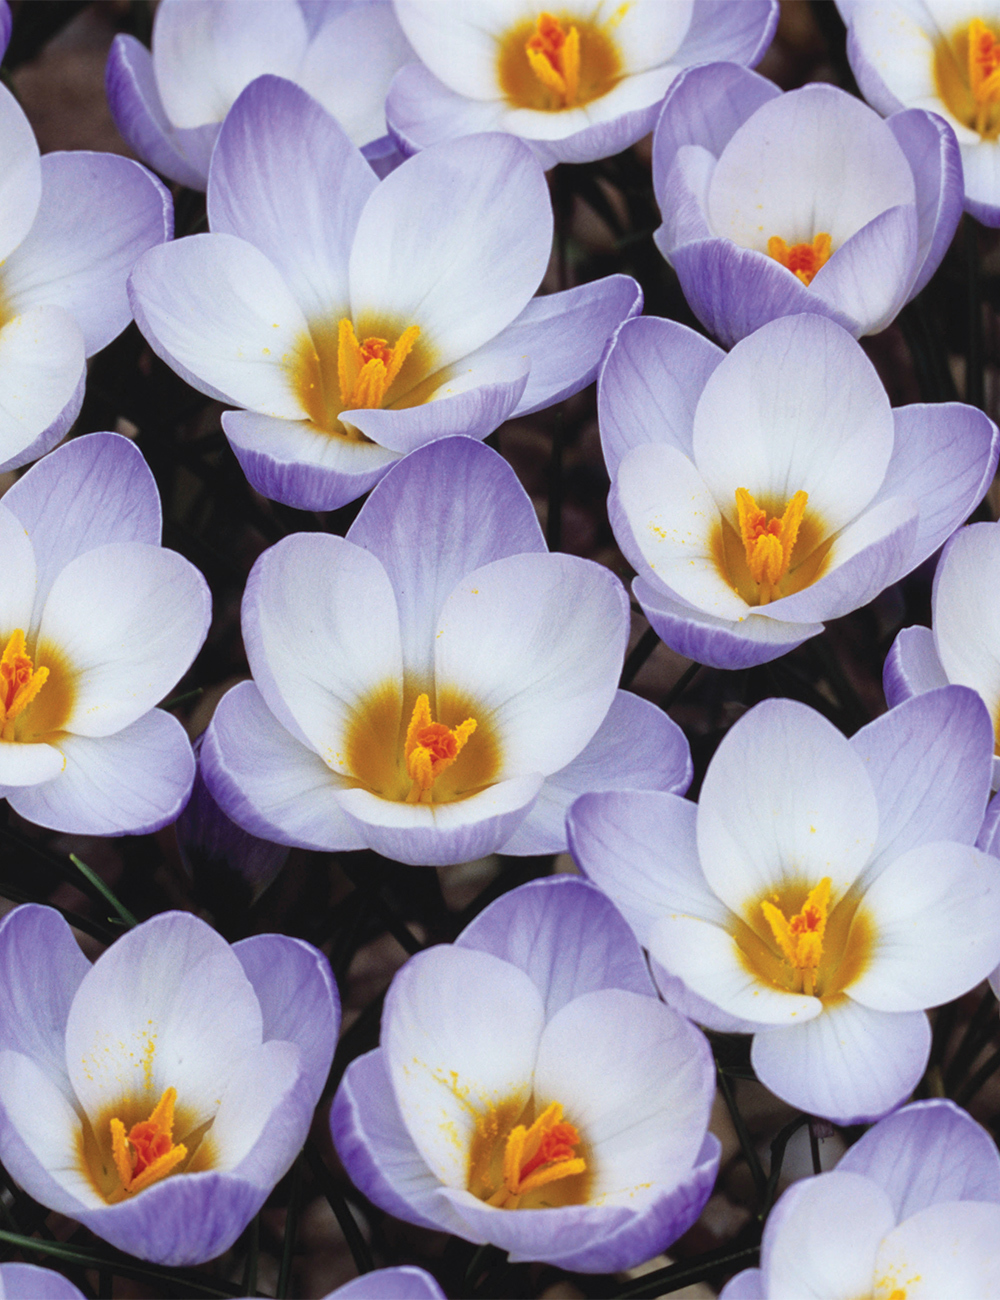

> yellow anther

[
  {"left": 525, "top": 13, "right": 581, "bottom": 107},
  {"left": 767, "top": 232, "right": 832, "bottom": 286},
  {"left": 404, "top": 693, "right": 477, "bottom": 804},
  {"left": 486, "top": 1101, "right": 586, "bottom": 1209},
  {"left": 336, "top": 318, "right": 419, "bottom": 411},
  {"left": 109, "top": 1086, "right": 188, "bottom": 1196},
  {"left": 970, "top": 19, "right": 1000, "bottom": 131},
  {"left": 735, "top": 487, "right": 808, "bottom": 605},
  {"left": 761, "top": 878, "right": 831, "bottom": 996},
  {"left": 0, "top": 629, "right": 48, "bottom": 740}
]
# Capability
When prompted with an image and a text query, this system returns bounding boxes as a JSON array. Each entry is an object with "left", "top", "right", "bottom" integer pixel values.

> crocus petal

[
  {"left": 649, "top": 953, "right": 764, "bottom": 1035},
  {"left": 845, "top": 1, "right": 926, "bottom": 117},
  {"left": 0, "top": 306, "right": 85, "bottom": 474},
  {"left": 201, "top": 680, "right": 366, "bottom": 852},
  {"left": 674, "top": 0, "right": 778, "bottom": 67},
  {"left": 349, "top": 134, "right": 551, "bottom": 369},
  {"left": 330, "top": 1268, "right": 446, "bottom": 1300},
  {"left": 883, "top": 625, "right": 949, "bottom": 708},
  {"left": 454, "top": 875, "right": 656, "bottom": 1019},
  {"left": 887, "top": 108, "right": 964, "bottom": 297},
  {"left": 0, "top": 84, "right": 41, "bottom": 264},
  {"left": 203, "top": 1038, "right": 303, "bottom": 1181},
  {"left": 386, "top": 63, "right": 509, "bottom": 158},
  {"left": 391, "top": 0, "right": 504, "bottom": 102},
  {"left": 0, "top": 741, "right": 66, "bottom": 787},
  {"left": 0, "top": 1264, "right": 86, "bottom": 1300},
  {"left": 696, "top": 698, "right": 878, "bottom": 912},
  {"left": 208, "top": 76, "right": 376, "bottom": 321},
  {"left": 40, "top": 542, "right": 210, "bottom": 737},
  {"left": 848, "top": 840, "right": 1000, "bottom": 1012},
  {"left": 129, "top": 233, "right": 312, "bottom": 414},
  {"left": 6, "top": 710, "right": 195, "bottom": 836},
  {"left": 839, "top": 1098, "right": 1000, "bottom": 1218},
  {"left": 2, "top": 152, "right": 172, "bottom": 356},
  {"left": 875, "top": 1200, "right": 1000, "bottom": 1298},
  {"left": 382, "top": 945, "right": 544, "bottom": 1189},
  {"left": 597, "top": 314, "right": 724, "bottom": 477},
  {"left": 654, "top": 144, "right": 716, "bottom": 252},
  {"left": 808, "top": 204, "right": 918, "bottom": 335},
  {"left": 503, "top": 690, "right": 692, "bottom": 855},
  {"left": 751, "top": 1001, "right": 931, "bottom": 1125},
  {"left": 957, "top": 139, "right": 1000, "bottom": 225},
  {"left": 346, "top": 436, "right": 545, "bottom": 682},
  {"left": 718, "top": 1270, "right": 764, "bottom": 1300},
  {"left": 0, "top": 504, "right": 37, "bottom": 636},
  {"left": 934, "top": 522, "right": 1000, "bottom": 721}
]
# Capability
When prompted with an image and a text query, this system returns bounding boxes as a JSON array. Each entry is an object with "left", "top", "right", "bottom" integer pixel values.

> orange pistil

[
  {"left": 337, "top": 318, "right": 420, "bottom": 411},
  {"left": 486, "top": 1102, "right": 586, "bottom": 1209},
  {"left": 109, "top": 1087, "right": 188, "bottom": 1196},
  {"left": 0, "top": 630, "right": 48, "bottom": 741},
  {"left": 766, "top": 232, "right": 832, "bottom": 286},
  {"left": 404, "top": 694, "right": 477, "bottom": 804},
  {"left": 970, "top": 18, "right": 1000, "bottom": 133},
  {"left": 735, "top": 487, "right": 808, "bottom": 606},
  {"left": 525, "top": 13, "right": 581, "bottom": 107},
  {"left": 761, "top": 878, "right": 831, "bottom": 996}
]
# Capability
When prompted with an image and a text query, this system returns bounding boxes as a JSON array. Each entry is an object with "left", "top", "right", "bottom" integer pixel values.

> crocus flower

[
  {"left": 0, "top": 433, "right": 210, "bottom": 835},
  {"left": 0, "top": 1265, "right": 84, "bottom": 1300},
  {"left": 721, "top": 1100, "right": 1000, "bottom": 1298},
  {"left": 886, "top": 521, "right": 1000, "bottom": 787},
  {"left": 201, "top": 437, "right": 691, "bottom": 867},
  {"left": 0, "top": 85, "right": 171, "bottom": 472},
  {"left": 598, "top": 311, "right": 998, "bottom": 670},
  {"left": 0, "top": 905, "right": 339, "bottom": 1266},
  {"left": 332, "top": 876, "right": 719, "bottom": 1272},
  {"left": 129, "top": 75, "right": 640, "bottom": 511},
  {"left": 385, "top": 0, "right": 778, "bottom": 167},
  {"left": 107, "top": 0, "right": 415, "bottom": 189},
  {"left": 839, "top": 0, "right": 1000, "bottom": 226},
  {"left": 568, "top": 691, "right": 1000, "bottom": 1124},
  {"left": 652, "top": 65, "right": 962, "bottom": 346},
  {"left": 239, "top": 1267, "right": 446, "bottom": 1300}
]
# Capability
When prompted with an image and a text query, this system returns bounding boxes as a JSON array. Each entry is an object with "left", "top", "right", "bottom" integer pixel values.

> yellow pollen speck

[
  {"left": 766, "top": 232, "right": 832, "bottom": 285},
  {"left": 404, "top": 693, "right": 476, "bottom": 804}
]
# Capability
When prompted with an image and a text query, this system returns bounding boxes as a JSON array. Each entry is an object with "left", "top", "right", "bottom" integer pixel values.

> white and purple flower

[
  {"left": 0, "top": 905, "right": 339, "bottom": 1265},
  {"left": 652, "top": 65, "right": 963, "bottom": 346},
  {"left": 568, "top": 691, "right": 1000, "bottom": 1124},
  {"left": 598, "top": 311, "right": 998, "bottom": 670},
  {"left": 332, "top": 876, "right": 719, "bottom": 1272}
]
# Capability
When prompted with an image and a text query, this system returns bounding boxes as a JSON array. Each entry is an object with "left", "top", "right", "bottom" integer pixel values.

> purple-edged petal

[
  {"left": 0, "top": 1051, "right": 96, "bottom": 1213},
  {"left": 883, "top": 625, "right": 948, "bottom": 708},
  {"left": 980, "top": 788, "right": 1000, "bottom": 855},
  {"left": 808, "top": 204, "right": 918, "bottom": 335},
  {"left": 674, "top": 0, "right": 778, "bottom": 68},
  {"left": 0, "top": 306, "right": 85, "bottom": 473},
  {"left": 502, "top": 690, "right": 693, "bottom": 855},
  {"left": 654, "top": 145, "right": 714, "bottom": 254},
  {"left": 887, "top": 108, "right": 964, "bottom": 297},
  {"left": 386, "top": 62, "right": 508, "bottom": 158},
  {"left": 0, "top": 83, "right": 41, "bottom": 264},
  {"left": 454, "top": 875, "right": 656, "bottom": 1019},
  {"left": 933, "top": 522, "right": 1000, "bottom": 727},
  {"left": 718, "top": 1269, "right": 764, "bottom": 1300},
  {"left": 597, "top": 314, "right": 724, "bottom": 477},
  {"left": 201, "top": 681, "right": 366, "bottom": 852},
  {"left": 7, "top": 710, "right": 195, "bottom": 837},
  {"left": 3, "top": 152, "right": 172, "bottom": 356},
  {"left": 649, "top": 953, "right": 763, "bottom": 1035},
  {"left": 839, "top": 1098, "right": 1000, "bottom": 1217},
  {"left": 208, "top": 76, "right": 376, "bottom": 320},
  {"left": 330, "top": 1268, "right": 445, "bottom": 1300},
  {"left": 0, "top": 1263, "right": 86, "bottom": 1300},
  {"left": 346, "top": 436, "right": 545, "bottom": 681},
  {"left": 204, "top": 1039, "right": 306, "bottom": 1187},
  {"left": 751, "top": 1001, "right": 931, "bottom": 1125}
]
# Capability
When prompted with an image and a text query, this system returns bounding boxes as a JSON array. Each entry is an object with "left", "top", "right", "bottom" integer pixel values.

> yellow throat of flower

[
  {"left": 469, "top": 1099, "right": 588, "bottom": 1210},
  {"left": 404, "top": 693, "right": 477, "bottom": 804},
  {"left": 935, "top": 18, "right": 1000, "bottom": 138},
  {"left": 498, "top": 11, "right": 622, "bottom": 111},
  {"left": 767, "top": 232, "right": 832, "bottom": 286},
  {"left": 0, "top": 629, "right": 48, "bottom": 741},
  {"left": 760, "top": 878, "right": 830, "bottom": 997}
]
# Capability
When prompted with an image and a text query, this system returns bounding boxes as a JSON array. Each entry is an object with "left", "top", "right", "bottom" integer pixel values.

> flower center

[
  {"left": 935, "top": 19, "right": 1000, "bottom": 139},
  {"left": 766, "top": 233, "right": 832, "bottom": 286},
  {"left": 735, "top": 487, "right": 808, "bottom": 605},
  {"left": 468, "top": 1099, "right": 588, "bottom": 1210},
  {"left": 404, "top": 692, "right": 476, "bottom": 804},
  {"left": 109, "top": 1086, "right": 188, "bottom": 1197},
  {"left": 497, "top": 11, "right": 622, "bottom": 112},
  {"left": 761, "top": 878, "right": 830, "bottom": 996},
  {"left": 0, "top": 630, "right": 48, "bottom": 741}
]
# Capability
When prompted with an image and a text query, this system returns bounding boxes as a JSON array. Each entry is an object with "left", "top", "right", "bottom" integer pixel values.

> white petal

[
  {"left": 934, "top": 522, "right": 1000, "bottom": 721},
  {"left": 0, "top": 83, "right": 41, "bottom": 262},
  {"left": 206, "top": 1039, "right": 301, "bottom": 1175},
  {"left": 874, "top": 1200, "right": 1000, "bottom": 1299},
  {"left": 0, "top": 504, "right": 36, "bottom": 636},
  {"left": 0, "top": 306, "right": 85, "bottom": 471}
]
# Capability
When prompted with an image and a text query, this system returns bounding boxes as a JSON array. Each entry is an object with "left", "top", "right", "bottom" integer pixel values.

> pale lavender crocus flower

[
  {"left": 106, "top": 0, "right": 414, "bottom": 189},
  {"left": 332, "top": 876, "right": 719, "bottom": 1272},
  {"left": 0, "top": 906, "right": 339, "bottom": 1266},
  {"left": 652, "top": 65, "right": 963, "bottom": 346},
  {"left": 0, "top": 434, "right": 210, "bottom": 835},
  {"left": 569, "top": 691, "right": 1000, "bottom": 1124},
  {"left": 386, "top": 0, "right": 777, "bottom": 167},
  {"left": 721, "top": 1100, "right": 1000, "bottom": 1298},
  {"left": 129, "top": 75, "right": 640, "bottom": 510},
  {"left": 598, "top": 311, "right": 998, "bottom": 670},
  {"left": 201, "top": 437, "right": 691, "bottom": 868}
]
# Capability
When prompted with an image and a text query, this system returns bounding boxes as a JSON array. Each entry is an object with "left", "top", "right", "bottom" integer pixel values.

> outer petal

[
  {"left": 0, "top": 83, "right": 42, "bottom": 264},
  {"left": 386, "top": 63, "right": 508, "bottom": 159},
  {"left": 883, "top": 625, "right": 949, "bottom": 708},
  {"left": 0, "top": 306, "right": 86, "bottom": 474},
  {"left": 453, "top": 875, "right": 657, "bottom": 1019},
  {"left": 2, "top": 152, "right": 173, "bottom": 356},
  {"left": 807, "top": 204, "right": 918, "bottom": 335},
  {"left": 934, "top": 522, "right": 1000, "bottom": 723},
  {"left": 887, "top": 108, "right": 964, "bottom": 297},
  {"left": 0, "top": 740, "right": 65, "bottom": 788},
  {"left": 673, "top": 0, "right": 778, "bottom": 68},
  {"left": 502, "top": 690, "right": 692, "bottom": 855},
  {"left": 330, "top": 1269, "right": 445, "bottom": 1300},
  {"left": 7, "top": 710, "right": 196, "bottom": 837},
  {"left": 718, "top": 1270, "right": 764, "bottom": 1300},
  {"left": 203, "top": 1039, "right": 307, "bottom": 1188},
  {"left": 0, "top": 1264, "right": 85, "bottom": 1300},
  {"left": 751, "top": 1001, "right": 931, "bottom": 1125}
]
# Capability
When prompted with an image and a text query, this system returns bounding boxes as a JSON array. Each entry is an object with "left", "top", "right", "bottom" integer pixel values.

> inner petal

[
  {"left": 468, "top": 1095, "right": 590, "bottom": 1210},
  {"left": 935, "top": 19, "right": 1000, "bottom": 139},
  {"left": 497, "top": 11, "right": 622, "bottom": 111}
]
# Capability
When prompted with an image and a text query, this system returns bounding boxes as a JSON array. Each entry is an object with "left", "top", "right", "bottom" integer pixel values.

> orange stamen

[
  {"left": 767, "top": 232, "right": 832, "bottom": 286},
  {"left": 970, "top": 18, "right": 1000, "bottom": 131},
  {"left": 0, "top": 629, "right": 48, "bottom": 740},
  {"left": 735, "top": 487, "right": 808, "bottom": 605},
  {"left": 404, "top": 694, "right": 477, "bottom": 804},
  {"left": 337, "top": 318, "right": 419, "bottom": 411},
  {"left": 487, "top": 1102, "right": 586, "bottom": 1208},
  {"left": 761, "top": 878, "right": 831, "bottom": 996},
  {"left": 109, "top": 1086, "right": 188, "bottom": 1196},
  {"left": 525, "top": 13, "right": 581, "bottom": 106}
]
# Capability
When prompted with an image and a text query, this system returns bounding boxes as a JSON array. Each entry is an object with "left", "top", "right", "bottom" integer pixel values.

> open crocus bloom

[
  {"left": 0, "top": 906, "right": 338, "bottom": 1266},
  {"left": 569, "top": 692, "right": 1000, "bottom": 1124},
  {"left": 652, "top": 66, "right": 962, "bottom": 345},
  {"left": 598, "top": 311, "right": 999, "bottom": 670},
  {"left": 0, "top": 84, "right": 171, "bottom": 472},
  {"left": 332, "top": 876, "right": 719, "bottom": 1272},
  {"left": 386, "top": 0, "right": 777, "bottom": 167},
  {"left": 839, "top": 0, "right": 1000, "bottom": 226},
  {"left": 886, "top": 521, "right": 1000, "bottom": 788},
  {"left": 721, "top": 1100, "right": 1000, "bottom": 1299},
  {"left": 107, "top": 0, "right": 415, "bottom": 189},
  {"left": 0, "top": 433, "right": 210, "bottom": 835},
  {"left": 201, "top": 437, "right": 691, "bottom": 867}
]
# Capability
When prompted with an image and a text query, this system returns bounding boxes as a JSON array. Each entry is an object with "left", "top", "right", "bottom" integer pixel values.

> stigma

[
  {"left": 761, "top": 878, "right": 831, "bottom": 997},
  {"left": 485, "top": 1102, "right": 586, "bottom": 1210},
  {"left": 0, "top": 630, "right": 48, "bottom": 741},
  {"left": 767, "top": 233, "right": 832, "bottom": 286},
  {"left": 404, "top": 693, "right": 476, "bottom": 804},
  {"left": 109, "top": 1086, "right": 187, "bottom": 1197},
  {"left": 735, "top": 488, "right": 808, "bottom": 605},
  {"left": 526, "top": 13, "right": 581, "bottom": 107},
  {"left": 337, "top": 319, "right": 419, "bottom": 411}
]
